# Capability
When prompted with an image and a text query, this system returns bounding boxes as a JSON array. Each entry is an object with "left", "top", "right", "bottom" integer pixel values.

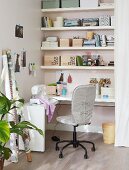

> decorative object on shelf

[
  {"left": 86, "top": 31, "right": 94, "bottom": 40},
  {"left": 53, "top": 16, "right": 64, "bottom": 27},
  {"left": 15, "top": 25, "right": 23, "bottom": 38},
  {"left": 100, "top": 35, "right": 107, "bottom": 47},
  {"left": 99, "top": 15, "right": 111, "bottom": 26},
  {"left": 94, "top": 34, "right": 101, "bottom": 47},
  {"left": 76, "top": 56, "right": 83, "bottom": 66},
  {"left": 61, "top": 56, "right": 76, "bottom": 66},
  {"left": 83, "top": 39, "right": 96, "bottom": 47},
  {"left": 67, "top": 74, "right": 72, "bottom": 83},
  {"left": 108, "top": 61, "right": 114, "bottom": 66},
  {"left": 44, "top": 55, "right": 61, "bottom": 66},
  {"left": 61, "top": 0, "right": 80, "bottom": 8},
  {"left": 82, "top": 18, "right": 99, "bottom": 26},
  {"left": 80, "top": 0, "right": 99, "bottom": 8},
  {"left": 42, "top": 16, "right": 53, "bottom": 27},
  {"left": 15, "top": 54, "right": 20, "bottom": 72},
  {"left": 64, "top": 18, "right": 81, "bottom": 27},
  {"left": 41, "top": 0, "right": 60, "bottom": 9}
]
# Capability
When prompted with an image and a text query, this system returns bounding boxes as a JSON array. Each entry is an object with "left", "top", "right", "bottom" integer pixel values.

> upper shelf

[
  {"left": 41, "top": 26, "right": 114, "bottom": 31},
  {"left": 41, "top": 46, "right": 114, "bottom": 51},
  {"left": 41, "top": 6, "right": 114, "bottom": 13},
  {"left": 40, "top": 66, "right": 114, "bottom": 70}
]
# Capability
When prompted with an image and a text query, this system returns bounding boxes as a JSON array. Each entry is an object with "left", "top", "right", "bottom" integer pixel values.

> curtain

[{"left": 115, "top": 0, "right": 129, "bottom": 147}]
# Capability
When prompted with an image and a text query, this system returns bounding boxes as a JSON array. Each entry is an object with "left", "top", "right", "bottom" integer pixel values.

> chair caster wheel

[
  {"left": 59, "top": 152, "right": 63, "bottom": 159},
  {"left": 84, "top": 154, "right": 88, "bottom": 159},
  {"left": 55, "top": 146, "right": 59, "bottom": 151},
  {"left": 91, "top": 147, "right": 96, "bottom": 152}
]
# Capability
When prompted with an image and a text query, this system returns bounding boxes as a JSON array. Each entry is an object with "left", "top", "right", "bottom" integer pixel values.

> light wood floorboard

[{"left": 4, "top": 130, "right": 129, "bottom": 170}]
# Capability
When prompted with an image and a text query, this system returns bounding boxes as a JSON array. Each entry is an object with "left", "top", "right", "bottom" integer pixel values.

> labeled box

[
  {"left": 72, "top": 39, "right": 83, "bottom": 47},
  {"left": 61, "top": 56, "right": 76, "bottom": 66},
  {"left": 44, "top": 55, "right": 60, "bottom": 66},
  {"left": 59, "top": 39, "right": 71, "bottom": 47},
  {"left": 42, "top": 0, "right": 60, "bottom": 9},
  {"left": 80, "top": 0, "right": 99, "bottom": 8},
  {"left": 61, "top": 0, "right": 80, "bottom": 8}
]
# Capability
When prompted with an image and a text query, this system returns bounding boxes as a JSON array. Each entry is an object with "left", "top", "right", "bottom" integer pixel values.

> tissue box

[
  {"left": 101, "top": 87, "right": 115, "bottom": 98},
  {"left": 72, "top": 39, "right": 83, "bottom": 47},
  {"left": 59, "top": 39, "right": 71, "bottom": 47},
  {"left": 46, "top": 86, "right": 56, "bottom": 95},
  {"left": 44, "top": 55, "right": 61, "bottom": 66},
  {"left": 42, "top": 0, "right": 60, "bottom": 9},
  {"left": 61, "top": 56, "right": 76, "bottom": 66},
  {"left": 80, "top": 0, "right": 99, "bottom": 8}
]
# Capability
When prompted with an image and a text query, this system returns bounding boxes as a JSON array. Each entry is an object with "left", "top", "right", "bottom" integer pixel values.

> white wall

[{"left": 0, "top": 0, "right": 43, "bottom": 101}]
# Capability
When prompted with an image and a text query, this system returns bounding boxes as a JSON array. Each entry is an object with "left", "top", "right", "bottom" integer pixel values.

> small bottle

[{"left": 62, "top": 82, "right": 67, "bottom": 96}]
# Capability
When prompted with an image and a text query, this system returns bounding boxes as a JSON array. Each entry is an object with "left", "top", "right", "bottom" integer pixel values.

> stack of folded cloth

[{"left": 42, "top": 36, "right": 58, "bottom": 48}]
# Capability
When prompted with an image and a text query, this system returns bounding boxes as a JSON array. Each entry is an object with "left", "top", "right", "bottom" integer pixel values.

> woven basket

[{"left": 102, "top": 123, "right": 115, "bottom": 144}]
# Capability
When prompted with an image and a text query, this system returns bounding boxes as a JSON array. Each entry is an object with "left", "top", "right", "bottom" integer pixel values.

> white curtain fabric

[{"left": 115, "top": 0, "right": 129, "bottom": 147}]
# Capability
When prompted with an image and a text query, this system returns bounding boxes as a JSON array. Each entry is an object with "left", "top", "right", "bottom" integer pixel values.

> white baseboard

[{"left": 46, "top": 123, "right": 102, "bottom": 133}]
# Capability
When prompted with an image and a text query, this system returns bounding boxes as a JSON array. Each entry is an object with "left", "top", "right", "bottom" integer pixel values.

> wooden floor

[{"left": 4, "top": 130, "right": 129, "bottom": 170}]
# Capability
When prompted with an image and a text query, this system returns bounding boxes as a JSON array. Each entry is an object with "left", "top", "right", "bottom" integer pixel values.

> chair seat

[{"left": 56, "top": 115, "right": 77, "bottom": 126}]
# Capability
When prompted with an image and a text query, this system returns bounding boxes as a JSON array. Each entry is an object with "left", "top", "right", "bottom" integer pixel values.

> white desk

[{"left": 50, "top": 95, "right": 115, "bottom": 106}]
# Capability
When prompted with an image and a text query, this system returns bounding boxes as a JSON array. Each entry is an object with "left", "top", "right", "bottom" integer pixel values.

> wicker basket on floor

[{"left": 102, "top": 123, "right": 115, "bottom": 144}]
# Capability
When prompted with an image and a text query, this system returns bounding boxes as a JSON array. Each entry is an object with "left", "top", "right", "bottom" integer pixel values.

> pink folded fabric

[{"left": 39, "top": 98, "right": 56, "bottom": 122}]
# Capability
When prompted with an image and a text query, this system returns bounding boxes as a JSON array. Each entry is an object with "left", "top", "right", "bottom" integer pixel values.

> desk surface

[{"left": 50, "top": 95, "right": 115, "bottom": 103}]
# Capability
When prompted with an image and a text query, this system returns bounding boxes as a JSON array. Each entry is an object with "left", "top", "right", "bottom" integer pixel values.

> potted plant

[{"left": 0, "top": 92, "right": 43, "bottom": 170}]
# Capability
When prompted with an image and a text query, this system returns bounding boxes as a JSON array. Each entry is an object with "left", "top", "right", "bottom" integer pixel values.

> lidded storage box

[
  {"left": 61, "top": 0, "right": 80, "bottom": 8},
  {"left": 80, "top": 0, "right": 99, "bottom": 8},
  {"left": 41, "top": 0, "right": 60, "bottom": 9}
]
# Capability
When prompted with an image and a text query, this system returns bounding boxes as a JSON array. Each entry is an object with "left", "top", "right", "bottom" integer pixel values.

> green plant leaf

[
  {"left": 10, "top": 121, "right": 43, "bottom": 136},
  {"left": 3, "top": 147, "right": 12, "bottom": 160},
  {"left": 0, "top": 121, "right": 10, "bottom": 143}
]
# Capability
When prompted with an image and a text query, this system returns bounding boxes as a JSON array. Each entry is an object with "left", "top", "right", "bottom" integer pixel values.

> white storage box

[
  {"left": 80, "top": 0, "right": 99, "bottom": 8},
  {"left": 101, "top": 87, "right": 115, "bottom": 98}
]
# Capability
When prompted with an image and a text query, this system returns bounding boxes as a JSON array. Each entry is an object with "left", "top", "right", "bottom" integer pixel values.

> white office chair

[{"left": 55, "top": 85, "right": 96, "bottom": 159}]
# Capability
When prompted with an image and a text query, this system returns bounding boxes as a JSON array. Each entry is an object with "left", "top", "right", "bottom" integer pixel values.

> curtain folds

[{"left": 115, "top": 0, "right": 129, "bottom": 147}]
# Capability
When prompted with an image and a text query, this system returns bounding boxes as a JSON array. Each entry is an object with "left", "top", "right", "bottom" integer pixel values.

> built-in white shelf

[
  {"left": 41, "top": 46, "right": 114, "bottom": 51},
  {"left": 41, "top": 6, "right": 114, "bottom": 13},
  {"left": 41, "top": 26, "right": 114, "bottom": 31},
  {"left": 40, "top": 66, "right": 114, "bottom": 70}
]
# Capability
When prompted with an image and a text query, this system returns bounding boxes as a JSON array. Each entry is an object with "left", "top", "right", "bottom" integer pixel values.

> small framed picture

[{"left": 15, "top": 25, "right": 23, "bottom": 38}]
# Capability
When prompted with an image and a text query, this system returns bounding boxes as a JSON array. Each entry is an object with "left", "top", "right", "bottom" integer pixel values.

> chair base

[{"left": 55, "top": 126, "right": 95, "bottom": 159}]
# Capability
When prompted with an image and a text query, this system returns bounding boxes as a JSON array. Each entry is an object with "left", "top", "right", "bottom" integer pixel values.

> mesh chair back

[{"left": 72, "top": 85, "right": 96, "bottom": 125}]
